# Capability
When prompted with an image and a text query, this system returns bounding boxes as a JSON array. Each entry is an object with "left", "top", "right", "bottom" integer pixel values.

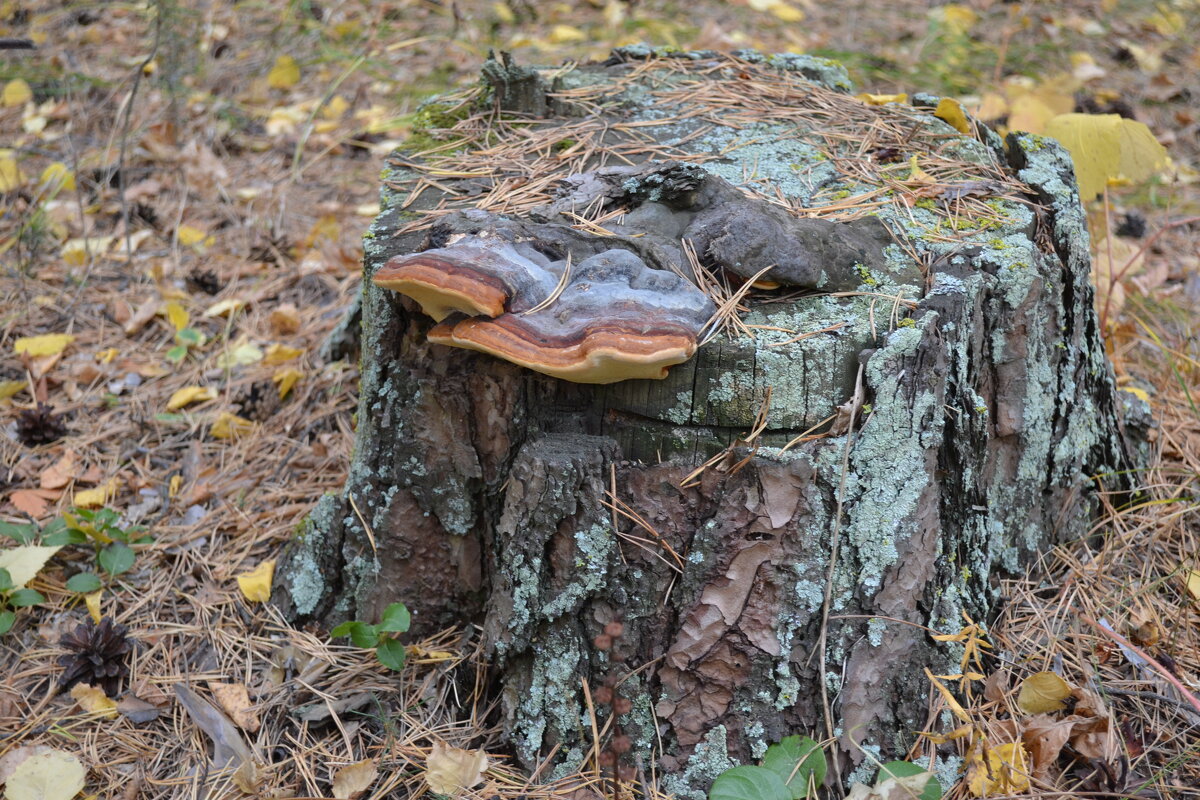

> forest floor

[{"left": 1, "top": 1, "right": 1198, "bottom": 798}]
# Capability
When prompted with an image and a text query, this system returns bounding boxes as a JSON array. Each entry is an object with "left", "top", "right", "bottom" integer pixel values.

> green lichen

[{"left": 661, "top": 726, "right": 737, "bottom": 800}]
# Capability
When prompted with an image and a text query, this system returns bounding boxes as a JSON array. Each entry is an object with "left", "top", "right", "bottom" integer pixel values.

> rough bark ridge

[{"left": 273, "top": 50, "right": 1138, "bottom": 794}]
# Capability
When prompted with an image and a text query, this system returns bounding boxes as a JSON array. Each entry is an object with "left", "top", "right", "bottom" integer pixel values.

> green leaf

[
  {"left": 165, "top": 345, "right": 188, "bottom": 364},
  {"left": 762, "top": 736, "right": 827, "bottom": 798},
  {"left": 709, "top": 766, "right": 792, "bottom": 800},
  {"left": 376, "top": 637, "right": 407, "bottom": 671},
  {"left": 0, "top": 610, "right": 14, "bottom": 635},
  {"left": 40, "top": 517, "right": 69, "bottom": 538},
  {"left": 0, "top": 521, "right": 38, "bottom": 544},
  {"left": 378, "top": 602, "right": 411, "bottom": 633},
  {"left": 98, "top": 542, "right": 135, "bottom": 576},
  {"left": 877, "top": 762, "right": 941, "bottom": 800},
  {"left": 154, "top": 413, "right": 187, "bottom": 424},
  {"left": 67, "top": 572, "right": 103, "bottom": 593},
  {"left": 332, "top": 621, "right": 379, "bottom": 649},
  {"left": 43, "top": 528, "right": 87, "bottom": 546},
  {"left": 176, "top": 328, "right": 205, "bottom": 346},
  {"left": 8, "top": 588, "right": 45, "bottom": 607},
  {"left": 0, "top": 568, "right": 13, "bottom": 591}
]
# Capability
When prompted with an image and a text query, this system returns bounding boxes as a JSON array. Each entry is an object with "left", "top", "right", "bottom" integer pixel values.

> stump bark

[{"left": 274, "top": 50, "right": 1141, "bottom": 794}]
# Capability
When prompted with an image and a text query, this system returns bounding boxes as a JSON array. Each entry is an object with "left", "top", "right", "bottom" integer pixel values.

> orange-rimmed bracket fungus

[{"left": 372, "top": 161, "right": 913, "bottom": 382}]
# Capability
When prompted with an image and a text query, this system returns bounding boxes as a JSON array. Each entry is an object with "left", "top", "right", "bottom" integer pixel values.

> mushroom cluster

[{"left": 373, "top": 162, "right": 898, "bottom": 384}]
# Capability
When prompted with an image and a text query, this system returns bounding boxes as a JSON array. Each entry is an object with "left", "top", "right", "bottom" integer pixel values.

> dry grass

[{"left": 1, "top": 1, "right": 1198, "bottom": 798}]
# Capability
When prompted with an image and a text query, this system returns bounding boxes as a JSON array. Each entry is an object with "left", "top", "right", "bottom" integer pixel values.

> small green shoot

[
  {"left": 0, "top": 567, "right": 45, "bottom": 635},
  {"left": 330, "top": 602, "right": 411, "bottom": 671}
]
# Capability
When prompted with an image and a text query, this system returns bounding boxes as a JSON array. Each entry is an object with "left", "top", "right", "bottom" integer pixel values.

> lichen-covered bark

[{"left": 273, "top": 50, "right": 1137, "bottom": 796}]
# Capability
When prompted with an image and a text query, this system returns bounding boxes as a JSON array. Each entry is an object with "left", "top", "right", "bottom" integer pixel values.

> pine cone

[
  {"left": 58, "top": 617, "right": 132, "bottom": 696},
  {"left": 235, "top": 380, "right": 281, "bottom": 422},
  {"left": 16, "top": 403, "right": 68, "bottom": 446}
]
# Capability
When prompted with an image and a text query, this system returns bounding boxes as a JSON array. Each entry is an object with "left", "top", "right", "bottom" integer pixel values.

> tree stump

[{"left": 274, "top": 49, "right": 1141, "bottom": 794}]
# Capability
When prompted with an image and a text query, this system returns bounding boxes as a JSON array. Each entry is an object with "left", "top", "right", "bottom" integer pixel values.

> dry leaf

[
  {"left": 268, "top": 304, "right": 301, "bottom": 335},
  {"left": 236, "top": 559, "right": 275, "bottom": 604},
  {"left": 8, "top": 489, "right": 50, "bottom": 518},
  {"left": 857, "top": 92, "right": 908, "bottom": 106},
  {"left": 1022, "top": 714, "right": 1074, "bottom": 780},
  {"left": 3, "top": 78, "right": 32, "bottom": 107},
  {"left": 13, "top": 334, "right": 74, "bottom": 358},
  {"left": 0, "top": 149, "right": 24, "bottom": 192},
  {"left": 40, "top": 450, "right": 78, "bottom": 490},
  {"left": 967, "top": 741, "right": 1030, "bottom": 797},
  {"left": 71, "top": 683, "right": 119, "bottom": 718},
  {"left": 167, "top": 386, "right": 218, "bottom": 411},
  {"left": 211, "top": 412, "right": 254, "bottom": 440},
  {"left": 934, "top": 98, "right": 971, "bottom": 134},
  {"left": 4, "top": 749, "right": 86, "bottom": 800},
  {"left": 924, "top": 668, "right": 971, "bottom": 722},
  {"left": 1017, "top": 671, "right": 1073, "bottom": 714},
  {"left": 84, "top": 590, "right": 102, "bottom": 624},
  {"left": 116, "top": 694, "right": 161, "bottom": 724},
  {"left": 332, "top": 759, "right": 378, "bottom": 799},
  {"left": 272, "top": 368, "right": 303, "bottom": 399},
  {"left": 164, "top": 301, "right": 190, "bottom": 332},
  {"left": 425, "top": 740, "right": 489, "bottom": 796},
  {"left": 1043, "top": 113, "right": 1169, "bottom": 199},
  {"left": 216, "top": 342, "right": 263, "bottom": 369},
  {"left": 123, "top": 298, "right": 161, "bottom": 336},
  {"left": 0, "top": 545, "right": 62, "bottom": 588},
  {"left": 208, "top": 682, "right": 260, "bottom": 733},
  {"left": 73, "top": 479, "right": 118, "bottom": 509},
  {"left": 39, "top": 162, "right": 75, "bottom": 192},
  {"left": 263, "top": 344, "right": 303, "bottom": 365},
  {"left": 174, "top": 684, "right": 255, "bottom": 768},
  {"left": 203, "top": 298, "right": 246, "bottom": 318},
  {"left": 1187, "top": 569, "right": 1200, "bottom": 600},
  {"left": 177, "top": 224, "right": 214, "bottom": 250},
  {"left": 267, "top": 55, "right": 301, "bottom": 89}
]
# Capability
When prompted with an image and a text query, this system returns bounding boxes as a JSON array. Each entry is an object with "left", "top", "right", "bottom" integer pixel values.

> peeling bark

[{"left": 273, "top": 50, "right": 1138, "bottom": 795}]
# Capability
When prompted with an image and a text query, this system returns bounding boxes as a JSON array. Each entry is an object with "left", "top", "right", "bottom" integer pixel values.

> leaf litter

[{"left": 1, "top": 1, "right": 1199, "bottom": 799}]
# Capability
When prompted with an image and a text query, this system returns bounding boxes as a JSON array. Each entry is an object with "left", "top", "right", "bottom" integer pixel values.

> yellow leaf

[
  {"left": 268, "top": 55, "right": 301, "bottom": 89},
  {"left": 167, "top": 386, "right": 218, "bottom": 411},
  {"left": 169, "top": 475, "right": 183, "bottom": 498},
  {"left": 425, "top": 740, "right": 489, "bottom": 795},
  {"left": 216, "top": 342, "right": 263, "bottom": 369},
  {"left": 548, "top": 24, "right": 586, "bottom": 44},
  {"left": 71, "top": 684, "right": 118, "bottom": 718},
  {"left": 5, "top": 749, "right": 86, "bottom": 800},
  {"left": 0, "top": 149, "right": 24, "bottom": 192},
  {"left": 767, "top": 1, "right": 804, "bottom": 22},
  {"left": 236, "top": 559, "right": 275, "bottom": 603},
  {"left": 177, "top": 224, "right": 214, "bottom": 251},
  {"left": 73, "top": 479, "right": 119, "bottom": 509},
  {"left": 3, "top": 78, "right": 32, "bottom": 107},
  {"left": 13, "top": 333, "right": 74, "bottom": 357},
  {"left": 39, "top": 162, "right": 76, "bottom": 192},
  {"left": 332, "top": 759, "right": 378, "bottom": 799},
  {"left": 95, "top": 348, "right": 119, "bottom": 364},
  {"left": 1017, "top": 670, "right": 1072, "bottom": 713},
  {"left": 164, "top": 301, "right": 190, "bottom": 332},
  {"left": 907, "top": 155, "right": 935, "bottom": 184},
  {"left": 272, "top": 367, "right": 303, "bottom": 399},
  {"left": 492, "top": 1, "right": 515, "bottom": 23},
  {"left": 0, "top": 379, "right": 26, "bottom": 401},
  {"left": 924, "top": 668, "right": 971, "bottom": 722},
  {"left": 1043, "top": 113, "right": 1170, "bottom": 200},
  {"left": 84, "top": 589, "right": 102, "bottom": 623},
  {"left": 1186, "top": 569, "right": 1200, "bottom": 600},
  {"left": 208, "top": 681, "right": 260, "bottom": 732},
  {"left": 203, "top": 298, "right": 246, "bottom": 318},
  {"left": 211, "top": 411, "right": 254, "bottom": 440},
  {"left": 0, "top": 545, "right": 62, "bottom": 588},
  {"left": 323, "top": 94, "right": 350, "bottom": 120},
  {"left": 972, "top": 92, "right": 1007, "bottom": 122},
  {"left": 263, "top": 343, "right": 303, "bottom": 365},
  {"left": 969, "top": 742, "right": 1029, "bottom": 796},
  {"left": 857, "top": 92, "right": 908, "bottom": 106},
  {"left": 933, "top": 3, "right": 977, "bottom": 34},
  {"left": 934, "top": 98, "right": 971, "bottom": 134},
  {"left": 1148, "top": 9, "right": 1184, "bottom": 36}
]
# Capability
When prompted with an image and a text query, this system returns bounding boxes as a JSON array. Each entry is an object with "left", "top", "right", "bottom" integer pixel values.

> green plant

[
  {"left": 60, "top": 507, "right": 152, "bottom": 582},
  {"left": 330, "top": 602, "right": 411, "bottom": 671},
  {"left": 0, "top": 567, "right": 45, "bottom": 635},
  {"left": 710, "top": 736, "right": 825, "bottom": 800}
]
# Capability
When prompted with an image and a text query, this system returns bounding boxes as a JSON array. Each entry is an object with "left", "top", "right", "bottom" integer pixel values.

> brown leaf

[
  {"left": 983, "top": 669, "right": 1009, "bottom": 704},
  {"left": 123, "top": 298, "right": 161, "bottom": 336},
  {"left": 332, "top": 759, "right": 378, "bottom": 799},
  {"left": 116, "top": 694, "right": 161, "bottom": 724},
  {"left": 1022, "top": 714, "right": 1073, "bottom": 781},
  {"left": 40, "top": 450, "right": 78, "bottom": 490},
  {"left": 425, "top": 741, "right": 489, "bottom": 796},
  {"left": 1069, "top": 713, "right": 1113, "bottom": 761},
  {"left": 8, "top": 489, "right": 50, "bottom": 518},
  {"left": 207, "top": 681, "right": 260, "bottom": 732},
  {"left": 173, "top": 684, "right": 254, "bottom": 768}
]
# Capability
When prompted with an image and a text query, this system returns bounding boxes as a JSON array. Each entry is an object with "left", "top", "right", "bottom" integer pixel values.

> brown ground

[{"left": 1, "top": 1, "right": 1197, "bottom": 798}]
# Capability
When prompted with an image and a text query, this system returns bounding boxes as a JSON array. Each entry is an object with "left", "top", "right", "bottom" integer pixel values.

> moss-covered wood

[{"left": 273, "top": 49, "right": 1139, "bottom": 795}]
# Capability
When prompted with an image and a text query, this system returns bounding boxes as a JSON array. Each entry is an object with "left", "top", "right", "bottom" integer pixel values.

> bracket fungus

[
  {"left": 372, "top": 161, "right": 907, "bottom": 382},
  {"left": 374, "top": 233, "right": 715, "bottom": 383}
]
